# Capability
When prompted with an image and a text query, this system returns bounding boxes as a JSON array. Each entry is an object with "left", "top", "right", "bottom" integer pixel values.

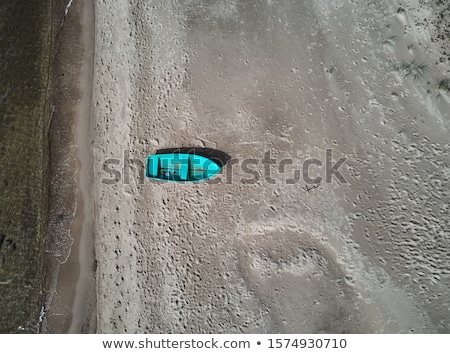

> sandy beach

[{"left": 44, "top": 0, "right": 449, "bottom": 333}]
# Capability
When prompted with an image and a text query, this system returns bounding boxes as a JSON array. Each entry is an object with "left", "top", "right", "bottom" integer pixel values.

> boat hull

[{"left": 145, "top": 153, "right": 221, "bottom": 182}]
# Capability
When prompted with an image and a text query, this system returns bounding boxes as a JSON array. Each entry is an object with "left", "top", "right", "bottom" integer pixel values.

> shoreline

[
  {"left": 44, "top": 0, "right": 96, "bottom": 333},
  {"left": 68, "top": 0, "right": 96, "bottom": 333}
]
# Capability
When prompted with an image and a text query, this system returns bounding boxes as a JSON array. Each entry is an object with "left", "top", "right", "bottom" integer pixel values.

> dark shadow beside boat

[{"left": 155, "top": 147, "right": 231, "bottom": 168}]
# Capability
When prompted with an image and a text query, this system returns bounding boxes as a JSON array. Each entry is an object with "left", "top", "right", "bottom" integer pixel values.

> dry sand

[{"left": 87, "top": 0, "right": 450, "bottom": 333}]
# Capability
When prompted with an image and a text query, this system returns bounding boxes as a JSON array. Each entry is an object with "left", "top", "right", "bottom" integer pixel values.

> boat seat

[
  {"left": 179, "top": 158, "right": 189, "bottom": 180},
  {"left": 148, "top": 155, "right": 159, "bottom": 177}
]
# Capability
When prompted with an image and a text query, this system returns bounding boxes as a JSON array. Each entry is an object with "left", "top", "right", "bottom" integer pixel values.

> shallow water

[{"left": 0, "top": 0, "right": 67, "bottom": 333}]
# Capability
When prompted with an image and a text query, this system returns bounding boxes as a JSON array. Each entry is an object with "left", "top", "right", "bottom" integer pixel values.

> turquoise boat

[{"left": 145, "top": 153, "right": 222, "bottom": 182}]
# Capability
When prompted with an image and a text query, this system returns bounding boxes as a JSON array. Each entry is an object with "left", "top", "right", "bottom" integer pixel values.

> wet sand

[
  {"left": 44, "top": 0, "right": 95, "bottom": 333},
  {"left": 68, "top": 0, "right": 96, "bottom": 333}
]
